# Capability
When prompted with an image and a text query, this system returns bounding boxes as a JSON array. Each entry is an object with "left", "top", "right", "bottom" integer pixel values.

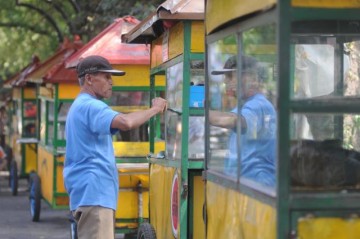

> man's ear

[{"left": 85, "top": 74, "right": 92, "bottom": 85}]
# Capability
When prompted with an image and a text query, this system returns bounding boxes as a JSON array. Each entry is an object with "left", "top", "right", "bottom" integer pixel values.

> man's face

[
  {"left": 224, "top": 71, "right": 256, "bottom": 99},
  {"left": 87, "top": 72, "right": 113, "bottom": 99},
  {"left": 224, "top": 71, "right": 237, "bottom": 97}
]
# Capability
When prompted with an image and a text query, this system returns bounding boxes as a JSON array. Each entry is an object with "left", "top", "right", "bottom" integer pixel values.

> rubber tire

[
  {"left": 124, "top": 233, "right": 137, "bottom": 239},
  {"left": 137, "top": 223, "right": 156, "bottom": 239},
  {"left": 4, "top": 145, "right": 13, "bottom": 180},
  {"left": 70, "top": 221, "right": 78, "bottom": 239},
  {"left": 9, "top": 160, "right": 18, "bottom": 196},
  {"left": 69, "top": 213, "right": 78, "bottom": 239},
  {"left": 29, "top": 172, "right": 41, "bottom": 222}
]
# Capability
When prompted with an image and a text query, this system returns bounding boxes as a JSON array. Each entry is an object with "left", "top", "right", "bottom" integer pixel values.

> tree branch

[
  {"left": 0, "top": 22, "right": 49, "bottom": 35},
  {"left": 43, "top": 0, "right": 75, "bottom": 34},
  {"left": 67, "top": 0, "right": 80, "bottom": 13},
  {"left": 15, "top": 0, "right": 63, "bottom": 42}
]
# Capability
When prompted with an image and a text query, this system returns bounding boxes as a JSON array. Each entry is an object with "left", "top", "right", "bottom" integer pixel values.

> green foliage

[{"left": 0, "top": 0, "right": 163, "bottom": 81}]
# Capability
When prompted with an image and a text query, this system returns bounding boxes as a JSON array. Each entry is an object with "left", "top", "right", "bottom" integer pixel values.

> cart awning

[
  {"left": 123, "top": 0, "right": 204, "bottom": 44},
  {"left": 65, "top": 16, "right": 150, "bottom": 68}
]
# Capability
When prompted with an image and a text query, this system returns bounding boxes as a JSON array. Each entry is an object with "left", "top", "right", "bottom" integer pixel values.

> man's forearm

[{"left": 112, "top": 107, "right": 159, "bottom": 131}]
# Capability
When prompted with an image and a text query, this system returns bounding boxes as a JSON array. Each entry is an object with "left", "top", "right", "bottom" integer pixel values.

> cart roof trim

[{"left": 123, "top": 0, "right": 204, "bottom": 44}]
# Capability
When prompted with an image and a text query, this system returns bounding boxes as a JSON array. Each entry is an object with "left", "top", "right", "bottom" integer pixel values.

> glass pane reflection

[{"left": 291, "top": 113, "right": 360, "bottom": 190}]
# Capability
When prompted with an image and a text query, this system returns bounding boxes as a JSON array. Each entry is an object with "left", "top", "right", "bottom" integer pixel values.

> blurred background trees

[{"left": 0, "top": 0, "right": 163, "bottom": 80}]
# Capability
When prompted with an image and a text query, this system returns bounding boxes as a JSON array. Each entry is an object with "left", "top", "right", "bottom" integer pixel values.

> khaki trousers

[{"left": 72, "top": 206, "right": 115, "bottom": 239}]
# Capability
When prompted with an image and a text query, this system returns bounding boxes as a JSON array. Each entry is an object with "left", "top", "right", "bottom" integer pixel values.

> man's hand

[{"left": 152, "top": 97, "right": 167, "bottom": 113}]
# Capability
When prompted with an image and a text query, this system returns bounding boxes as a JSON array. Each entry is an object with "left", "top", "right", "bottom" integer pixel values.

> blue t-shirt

[
  {"left": 225, "top": 93, "right": 276, "bottom": 187},
  {"left": 63, "top": 93, "right": 119, "bottom": 211}
]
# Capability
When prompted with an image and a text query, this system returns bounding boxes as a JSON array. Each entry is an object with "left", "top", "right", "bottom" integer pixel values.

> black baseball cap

[
  {"left": 211, "top": 55, "right": 257, "bottom": 75},
  {"left": 76, "top": 55, "right": 125, "bottom": 77},
  {"left": 211, "top": 56, "right": 237, "bottom": 75}
]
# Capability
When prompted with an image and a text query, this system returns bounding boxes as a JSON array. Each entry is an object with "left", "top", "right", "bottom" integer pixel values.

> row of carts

[{"left": 2, "top": 0, "right": 360, "bottom": 238}]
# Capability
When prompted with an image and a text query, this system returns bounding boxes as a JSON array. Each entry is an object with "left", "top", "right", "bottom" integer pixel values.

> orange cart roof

[{"left": 65, "top": 16, "right": 150, "bottom": 68}]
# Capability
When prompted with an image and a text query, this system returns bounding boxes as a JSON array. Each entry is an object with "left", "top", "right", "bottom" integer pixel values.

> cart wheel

[
  {"left": 29, "top": 172, "right": 41, "bottom": 222},
  {"left": 124, "top": 233, "right": 137, "bottom": 239},
  {"left": 69, "top": 213, "right": 78, "bottom": 239},
  {"left": 4, "top": 145, "right": 13, "bottom": 182},
  {"left": 9, "top": 160, "right": 18, "bottom": 196},
  {"left": 70, "top": 218, "right": 78, "bottom": 239},
  {"left": 137, "top": 223, "right": 156, "bottom": 239}
]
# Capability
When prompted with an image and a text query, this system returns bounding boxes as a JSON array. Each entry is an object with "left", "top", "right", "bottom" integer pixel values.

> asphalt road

[
  {"left": 0, "top": 174, "right": 71, "bottom": 239},
  {"left": 0, "top": 173, "right": 125, "bottom": 239}
]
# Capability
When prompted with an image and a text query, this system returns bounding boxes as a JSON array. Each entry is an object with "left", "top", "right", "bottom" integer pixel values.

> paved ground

[
  {"left": 0, "top": 173, "right": 124, "bottom": 239},
  {"left": 0, "top": 175, "right": 71, "bottom": 239}
]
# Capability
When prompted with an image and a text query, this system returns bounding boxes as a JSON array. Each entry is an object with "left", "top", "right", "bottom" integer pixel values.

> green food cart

[
  {"left": 3, "top": 56, "right": 40, "bottom": 196},
  {"left": 205, "top": 0, "right": 360, "bottom": 238},
  {"left": 124, "top": 0, "right": 206, "bottom": 238},
  {"left": 22, "top": 39, "right": 82, "bottom": 222}
]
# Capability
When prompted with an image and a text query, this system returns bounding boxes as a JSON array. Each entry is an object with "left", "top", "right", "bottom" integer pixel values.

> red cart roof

[
  {"left": 3, "top": 55, "right": 41, "bottom": 88},
  {"left": 25, "top": 38, "right": 83, "bottom": 84},
  {"left": 65, "top": 16, "right": 150, "bottom": 68}
]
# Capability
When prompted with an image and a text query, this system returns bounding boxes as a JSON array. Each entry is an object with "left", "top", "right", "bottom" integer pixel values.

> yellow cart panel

[
  {"left": 24, "top": 143, "right": 37, "bottom": 174},
  {"left": 58, "top": 83, "right": 80, "bottom": 99},
  {"left": 149, "top": 164, "right": 176, "bottom": 239},
  {"left": 193, "top": 175, "right": 205, "bottom": 239},
  {"left": 56, "top": 155, "right": 66, "bottom": 194},
  {"left": 191, "top": 21, "right": 205, "bottom": 53},
  {"left": 168, "top": 22, "right": 185, "bottom": 60},
  {"left": 112, "top": 64, "right": 150, "bottom": 87},
  {"left": 38, "top": 146, "right": 68, "bottom": 207},
  {"left": 298, "top": 217, "right": 360, "bottom": 239},
  {"left": 205, "top": 0, "right": 275, "bottom": 34},
  {"left": 37, "top": 146, "right": 54, "bottom": 204},
  {"left": 151, "top": 21, "right": 205, "bottom": 68},
  {"left": 113, "top": 141, "right": 165, "bottom": 158},
  {"left": 206, "top": 181, "right": 276, "bottom": 239},
  {"left": 116, "top": 163, "right": 149, "bottom": 229},
  {"left": 23, "top": 87, "right": 37, "bottom": 99}
]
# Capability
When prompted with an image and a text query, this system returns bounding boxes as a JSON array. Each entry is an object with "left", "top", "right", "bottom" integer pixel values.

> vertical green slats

[
  {"left": 277, "top": 0, "right": 292, "bottom": 238},
  {"left": 179, "top": 20, "right": 192, "bottom": 239}
]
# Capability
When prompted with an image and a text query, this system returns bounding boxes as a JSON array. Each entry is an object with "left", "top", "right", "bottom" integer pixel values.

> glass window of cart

[
  {"left": 239, "top": 24, "right": 277, "bottom": 187},
  {"left": 166, "top": 62, "right": 183, "bottom": 160},
  {"left": 15, "top": 100, "right": 21, "bottom": 135},
  {"left": 189, "top": 60, "right": 205, "bottom": 160},
  {"left": 48, "top": 101, "right": 54, "bottom": 146},
  {"left": 208, "top": 33, "right": 238, "bottom": 174},
  {"left": 108, "top": 91, "right": 150, "bottom": 142},
  {"left": 23, "top": 101, "right": 37, "bottom": 137},
  {"left": 40, "top": 100, "right": 46, "bottom": 144},
  {"left": 208, "top": 24, "right": 278, "bottom": 188},
  {"left": 57, "top": 102, "right": 71, "bottom": 141},
  {"left": 290, "top": 21, "right": 360, "bottom": 191}
]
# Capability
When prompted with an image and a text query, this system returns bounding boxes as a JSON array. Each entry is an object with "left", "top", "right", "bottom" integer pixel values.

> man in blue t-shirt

[
  {"left": 63, "top": 55, "right": 167, "bottom": 239},
  {"left": 210, "top": 55, "right": 276, "bottom": 187}
]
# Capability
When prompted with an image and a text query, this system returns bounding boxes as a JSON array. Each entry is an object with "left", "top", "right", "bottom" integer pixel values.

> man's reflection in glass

[{"left": 210, "top": 55, "right": 276, "bottom": 186}]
